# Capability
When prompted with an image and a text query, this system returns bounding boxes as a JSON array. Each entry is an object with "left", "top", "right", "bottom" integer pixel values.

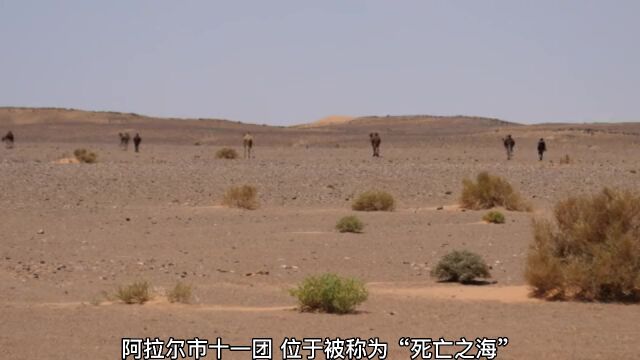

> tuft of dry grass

[
  {"left": 73, "top": 148, "right": 97, "bottom": 163},
  {"left": 525, "top": 188, "right": 640, "bottom": 302},
  {"left": 222, "top": 185, "right": 258, "bottom": 210},
  {"left": 216, "top": 148, "right": 238, "bottom": 159},
  {"left": 559, "top": 154, "right": 571, "bottom": 164},
  {"left": 115, "top": 281, "right": 152, "bottom": 304},
  {"left": 352, "top": 190, "right": 395, "bottom": 211},
  {"left": 167, "top": 282, "right": 192, "bottom": 304},
  {"left": 483, "top": 211, "right": 506, "bottom": 224},
  {"left": 336, "top": 215, "right": 364, "bottom": 233},
  {"left": 460, "top": 172, "right": 530, "bottom": 211}
]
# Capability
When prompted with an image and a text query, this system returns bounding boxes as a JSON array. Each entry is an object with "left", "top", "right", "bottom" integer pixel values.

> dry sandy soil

[{"left": 1, "top": 108, "right": 640, "bottom": 359}]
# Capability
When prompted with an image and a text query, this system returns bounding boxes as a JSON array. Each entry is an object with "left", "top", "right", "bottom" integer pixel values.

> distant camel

[
  {"left": 118, "top": 132, "right": 130, "bottom": 150},
  {"left": 503, "top": 135, "right": 515, "bottom": 160},
  {"left": 2, "top": 131, "right": 14, "bottom": 149},
  {"left": 243, "top": 133, "right": 254, "bottom": 159},
  {"left": 369, "top": 132, "right": 381, "bottom": 157}
]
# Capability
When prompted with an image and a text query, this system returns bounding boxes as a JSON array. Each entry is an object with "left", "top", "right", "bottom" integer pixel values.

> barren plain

[{"left": 1, "top": 108, "right": 640, "bottom": 359}]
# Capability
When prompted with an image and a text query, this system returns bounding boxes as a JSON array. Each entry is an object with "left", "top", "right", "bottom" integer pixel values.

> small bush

[
  {"left": 222, "top": 185, "right": 258, "bottom": 210},
  {"left": 216, "top": 148, "right": 238, "bottom": 159},
  {"left": 460, "top": 172, "right": 530, "bottom": 211},
  {"left": 431, "top": 250, "right": 491, "bottom": 284},
  {"left": 336, "top": 216, "right": 364, "bottom": 233},
  {"left": 483, "top": 211, "right": 506, "bottom": 224},
  {"left": 74, "top": 148, "right": 97, "bottom": 163},
  {"left": 115, "top": 281, "right": 152, "bottom": 304},
  {"left": 289, "top": 273, "right": 368, "bottom": 314},
  {"left": 167, "top": 282, "right": 192, "bottom": 304},
  {"left": 525, "top": 188, "right": 640, "bottom": 302},
  {"left": 559, "top": 155, "right": 571, "bottom": 164},
  {"left": 352, "top": 190, "right": 395, "bottom": 211}
]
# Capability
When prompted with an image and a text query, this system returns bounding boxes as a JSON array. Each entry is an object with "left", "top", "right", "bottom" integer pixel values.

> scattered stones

[{"left": 245, "top": 270, "right": 269, "bottom": 276}]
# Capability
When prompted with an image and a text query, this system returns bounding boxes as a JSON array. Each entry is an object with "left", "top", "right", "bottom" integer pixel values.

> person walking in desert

[
  {"left": 537, "top": 138, "right": 547, "bottom": 161},
  {"left": 133, "top": 133, "right": 142, "bottom": 153}
]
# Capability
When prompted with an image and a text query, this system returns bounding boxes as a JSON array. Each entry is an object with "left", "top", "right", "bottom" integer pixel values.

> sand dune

[{"left": 295, "top": 115, "right": 356, "bottom": 128}]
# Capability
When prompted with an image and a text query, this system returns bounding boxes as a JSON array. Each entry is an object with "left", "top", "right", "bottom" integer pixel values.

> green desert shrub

[
  {"left": 336, "top": 216, "right": 364, "bottom": 233},
  {"left": 216, "top": 147, "right": 238, "bottom": 159},
  {"left": 222, "top": 185, "right": 258, "bottom": 210},
  {"left": 483, "top": 211, "right": 506, "bottom": 224},
  {"left": 431, "top": 250, "right": 491, "bottom": 284},
  {"left": 289, "top": 273, "right": 368, "bottom": 314},
  {"left": 352, "top": 190, "right": 395, "bottom": 211},
  {"left": 460, "top": 171, "right": 530, "bottom": 211},
  {"left": 525, "top": 188, "right": 640, "bottom": 302},
  {"left": 115, "top": 281, "right": 152, "bottom": 304},
  {"left": 167, "top": 282, "right": 192, "bottom": 304},
  {"left": 74, "top": 148, "right": 97, "bottom": 163}
]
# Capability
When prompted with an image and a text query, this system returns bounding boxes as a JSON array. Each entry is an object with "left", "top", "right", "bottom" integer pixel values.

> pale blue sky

[{"left": 1, "top": 1, "right": 638, "bottom": 125}]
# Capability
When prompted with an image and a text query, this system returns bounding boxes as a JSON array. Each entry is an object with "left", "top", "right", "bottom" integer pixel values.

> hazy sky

[{"left": 1, "top": 1, "right": 638, "bottom": 125}]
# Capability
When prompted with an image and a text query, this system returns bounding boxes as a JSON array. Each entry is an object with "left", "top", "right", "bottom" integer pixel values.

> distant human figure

[
  {"left": 537, "top": 138, "right": 547, "bottom": 161},
  {"left": 119, "top": 132, "right": 130, "bottom": 150},
  {"left": 503, "top": 134, "right": 515, "bottom": 160},
  {"left": 133, "top": 133, "right": 141, "bottom": 153},
  {"left": 369, "top": 132, "right": 381, "bottom": 157},
  {"left": 2, "top": 131, "right": 14, "bottom": 149},
  {"left": 243, "top": 132, "right": 254, "bottom": 159}
]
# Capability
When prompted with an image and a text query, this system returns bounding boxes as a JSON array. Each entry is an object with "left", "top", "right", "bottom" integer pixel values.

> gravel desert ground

[{"left": 1, "top": 108, "right": 640, "bottom": 359}]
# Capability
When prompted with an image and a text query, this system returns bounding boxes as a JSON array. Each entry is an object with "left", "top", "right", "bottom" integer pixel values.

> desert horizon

[{"left": 2, "top": 105, "right": 639, "bottom": 128}]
